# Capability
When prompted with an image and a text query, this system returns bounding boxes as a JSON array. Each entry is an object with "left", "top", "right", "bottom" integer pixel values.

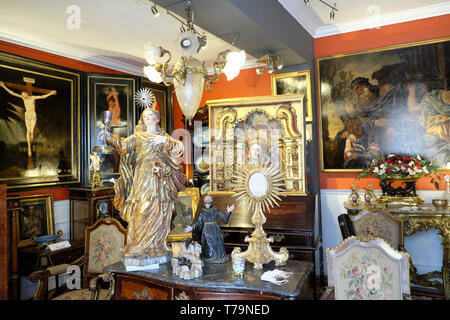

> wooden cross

[{"left": 2, "top": 77, "right": 54, "bottom": 95}]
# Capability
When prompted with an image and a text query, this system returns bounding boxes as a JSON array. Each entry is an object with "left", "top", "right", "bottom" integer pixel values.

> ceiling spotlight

[
  {"left": 151, "top": 4, "right": 159, "bottom": 17},
  {"left": 276, "top": 56, "right": 283, "bottom": 70},
  {"left": 143, "top": 0, "right": 246, "bottom": 125},
  {"left": 306, "top": 1, "right": 338, "bottom": 20},
  {"left": 330, "top": 8, "right": 335, "bottom": 20}
]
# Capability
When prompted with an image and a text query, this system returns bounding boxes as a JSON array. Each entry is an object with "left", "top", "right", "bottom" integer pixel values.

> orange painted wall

[
  {"left": 0, "top": 41, "right": 127, "bottom": 200},
  {"left": 315, "top": 14, "right": 450, "bottom": 191}
]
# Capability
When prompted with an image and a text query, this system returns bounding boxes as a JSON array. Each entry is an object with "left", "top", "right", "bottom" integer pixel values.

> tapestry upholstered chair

[
  {"left": 322, "top": 236, "right": 411, "bottom": 300},
  {"left": 30, "top": 217, "right": 127, "bottom": 300},
  {"left": 338, "top": 209, "right": 403, "bottom": 250}
]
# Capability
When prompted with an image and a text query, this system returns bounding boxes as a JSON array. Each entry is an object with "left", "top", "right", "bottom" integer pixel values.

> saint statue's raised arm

[
  {"left": 0, "top": 80, "right": 56, "bottom": 157},
  {"left": 99, "top": 97, "right": 186, "bottom": 266}
]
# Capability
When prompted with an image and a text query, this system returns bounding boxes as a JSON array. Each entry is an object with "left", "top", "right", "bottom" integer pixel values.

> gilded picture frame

[
  {"left": 317, "top": 37, "right": 450, "bottom": 172},
  {"left": 0, "top": 52, "right": 81, "bottom": 189},
  {"left": 13, "top": 194, "right": 55, "bottom": 248},
  {"left": 168, "top": 187, "right": 200, "bottom": 242},
  {"left": 271, "top": 70, "right": 313, "bottom": 122},
  {"left": 207, "top": 95, "right": 307, "bottom": 195},
  {"left": 87, "top": 73, "right": 136, "bottom": 181}
]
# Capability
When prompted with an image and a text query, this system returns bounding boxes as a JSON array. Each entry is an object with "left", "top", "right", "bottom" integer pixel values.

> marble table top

[
  {"left": 104, "top": 258, "right": 314, "bottom": 298},
  {"left": 344, "top": 202, "right": 450, "bottom": 215}
]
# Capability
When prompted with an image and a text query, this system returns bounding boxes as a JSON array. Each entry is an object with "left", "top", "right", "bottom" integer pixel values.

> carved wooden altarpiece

[{"left": 207, "top": 95, "right": 306, "bottom": 195}]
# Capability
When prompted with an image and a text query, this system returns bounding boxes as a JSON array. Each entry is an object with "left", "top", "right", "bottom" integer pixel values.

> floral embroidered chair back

[
  {"left": 351, "top": 209, "right": 403, "bottom": 249},
  {"left": 86, "top": 218, "right": 127, "bottom": 277},
  {"left": 327, "top": 236, "right": 410, "bottom": 300}
]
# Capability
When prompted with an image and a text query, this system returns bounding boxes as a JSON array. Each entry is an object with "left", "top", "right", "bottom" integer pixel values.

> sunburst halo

[{"left": 135, "top": 88, "right": 155, "bottom": 110}]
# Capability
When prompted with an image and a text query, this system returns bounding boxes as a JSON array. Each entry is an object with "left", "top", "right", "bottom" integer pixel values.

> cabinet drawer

[
  {"left": 116, "top": 276, "right": 170, "bottom": 300},
  {"left": 288, "top": 250, "right": 314, "bottom": 262},
  {"left": 173, "top": 288, "right": 194, "bottom": 300},
  {"left": 223, "top": 229, "right": 314, "bottom": 247}
]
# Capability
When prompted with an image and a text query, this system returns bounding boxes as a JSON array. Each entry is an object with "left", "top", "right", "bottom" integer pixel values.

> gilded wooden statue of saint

[{"left": 100, "top": 98, "right": 186, "bottom": 266}]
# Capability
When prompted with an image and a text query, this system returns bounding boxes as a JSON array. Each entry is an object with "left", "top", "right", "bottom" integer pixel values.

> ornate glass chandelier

[{"left": 143, "top": 0, "right": 246, "bottom": 125}]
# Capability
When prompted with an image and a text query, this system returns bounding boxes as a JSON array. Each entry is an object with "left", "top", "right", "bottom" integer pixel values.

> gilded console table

[{"left": 345, "top": 202, "right": 450, "bottom": 299}]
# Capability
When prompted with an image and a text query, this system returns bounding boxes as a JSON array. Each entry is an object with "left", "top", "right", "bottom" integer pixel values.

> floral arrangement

[{"left": 358, "top": 154, "right": 440, "bottom": 189}]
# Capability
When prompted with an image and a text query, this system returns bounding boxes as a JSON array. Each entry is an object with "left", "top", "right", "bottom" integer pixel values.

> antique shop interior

[{"left": 0, "top": 0, "right": 449, "bottom": 302}]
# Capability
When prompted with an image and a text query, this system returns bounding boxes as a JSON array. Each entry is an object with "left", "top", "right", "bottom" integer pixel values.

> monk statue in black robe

[{"left": 185, "top": 195, "right": 234, "bottom": 263}]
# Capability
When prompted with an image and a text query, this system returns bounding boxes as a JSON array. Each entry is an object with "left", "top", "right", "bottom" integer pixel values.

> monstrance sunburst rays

[
  {"left": 231, "top": 161, "right": 289, "bottom": 270},
  {"left": 232, "top": 161, "right": 285, "bottom": 214}
]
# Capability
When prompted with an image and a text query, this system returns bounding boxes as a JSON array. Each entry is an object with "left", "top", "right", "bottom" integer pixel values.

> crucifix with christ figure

[{"left": 0, "top": 77, "right": 56, "bottom": 163}]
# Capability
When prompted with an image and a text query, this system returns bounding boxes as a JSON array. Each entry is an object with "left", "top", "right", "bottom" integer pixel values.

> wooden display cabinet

[
  {"left": 182, "top": 106, "right": 210, "bottom": 194},
  {"left": 69, "top": 187, "right": 118, "bottom": 243},
  {"left": 198, "top": 193, "right": 321, "bottom": 297}
]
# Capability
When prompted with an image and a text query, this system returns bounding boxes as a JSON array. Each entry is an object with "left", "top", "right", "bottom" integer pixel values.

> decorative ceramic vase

[
  {"left": 380, "top": 175, "right": 422, "bottom": 197},
  {"left": 232, "top": 257, "right": 245, "bottom": 277}
]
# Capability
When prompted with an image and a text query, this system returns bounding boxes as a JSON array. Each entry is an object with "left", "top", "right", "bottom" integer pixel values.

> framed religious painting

[
  {"left": 12, "top": 194, "right": 55, "bottom": 248},
  {"left": 139, "top": 78, "right": 173, "bottom": 134},
  {"left": 0, "top": 52, "right": 81, "bottom": 188},
  {"left": 168, "top": 188, "right": 200, "bottom": 242},
  {"left": 317, "top": 37, "right": 450, "bottom": 171},
  {"left": 271, "top": 70, "right": 313, "bottom": 122},
  {"left": 87, "top": 73, "right": 137, "bottom": 182},
  {"left": 207, "top": 95, "right": 307, "bottom": 195}
]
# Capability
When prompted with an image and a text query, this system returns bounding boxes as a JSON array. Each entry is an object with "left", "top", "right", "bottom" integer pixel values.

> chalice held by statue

[{"left": 99, "top": 111, "right": 113, "bottom": 154}]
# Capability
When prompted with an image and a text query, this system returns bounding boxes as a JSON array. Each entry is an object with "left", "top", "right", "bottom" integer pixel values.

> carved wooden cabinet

[
  {"left": 0, "top": 185, "right": 7, "bottom": 299},
  {"left": 18, "top": 241, "right": 84, "bottom": 276},
  {"left": 196, "top": 193, "right": 321, "bottom": 296},
  {"left": 106, "top": 260, "right": 314, "bottom": 300},
  {"left": 182, "top": 106, "right": 210, "bottom": 193},
  {"left": 5, "top": 196, "right": 20, "bottom": 300},
  {"left": 69, "top": 187, "right": 117, "bottom": 243}
]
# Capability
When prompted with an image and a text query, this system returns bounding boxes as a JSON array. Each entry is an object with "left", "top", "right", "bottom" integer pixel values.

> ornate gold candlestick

[{"left": 231, "top": 162, "right": 288, "bottom": 270}]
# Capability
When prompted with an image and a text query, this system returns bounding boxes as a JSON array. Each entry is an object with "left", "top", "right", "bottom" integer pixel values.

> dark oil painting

[
  {"left": 318, "top": 38, "right": 450, "bottom": 171},
  {"left": 0, "top": 53, "right": 80, "bottom": 187}
]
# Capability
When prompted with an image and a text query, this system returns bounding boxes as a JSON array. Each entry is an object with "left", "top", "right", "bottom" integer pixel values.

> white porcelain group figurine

[
  {"left": 171, "top": 241, "right": 203, "bottom": 280},
  {"left": 89, "top": 150, "right": 102, "bottom": 172}
]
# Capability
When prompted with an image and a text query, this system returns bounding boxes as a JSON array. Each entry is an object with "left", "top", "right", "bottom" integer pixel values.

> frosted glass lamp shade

[{"left": 173, "top": 56, "right": 205, "bottom": 125}]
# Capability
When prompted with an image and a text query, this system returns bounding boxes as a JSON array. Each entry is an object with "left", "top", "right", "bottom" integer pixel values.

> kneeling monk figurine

[
  {"left": 185, "top": 195, "right": 234, "bottom": 263},
  {"left": 100, "top": 101, "right": 186, "bottom": 266}
]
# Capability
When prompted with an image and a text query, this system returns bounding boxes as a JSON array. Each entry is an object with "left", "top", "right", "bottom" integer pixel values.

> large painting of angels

[{"left": 317, "top": 38, "right": 450, "bottom": 171}]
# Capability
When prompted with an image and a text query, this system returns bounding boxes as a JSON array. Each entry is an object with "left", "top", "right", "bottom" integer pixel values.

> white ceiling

[
  {"left": 0, "top": 0, "right": 449, "bottom": 76},
  {"left": 279, "top": 0, "right": 450, "bottom": 38}
]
